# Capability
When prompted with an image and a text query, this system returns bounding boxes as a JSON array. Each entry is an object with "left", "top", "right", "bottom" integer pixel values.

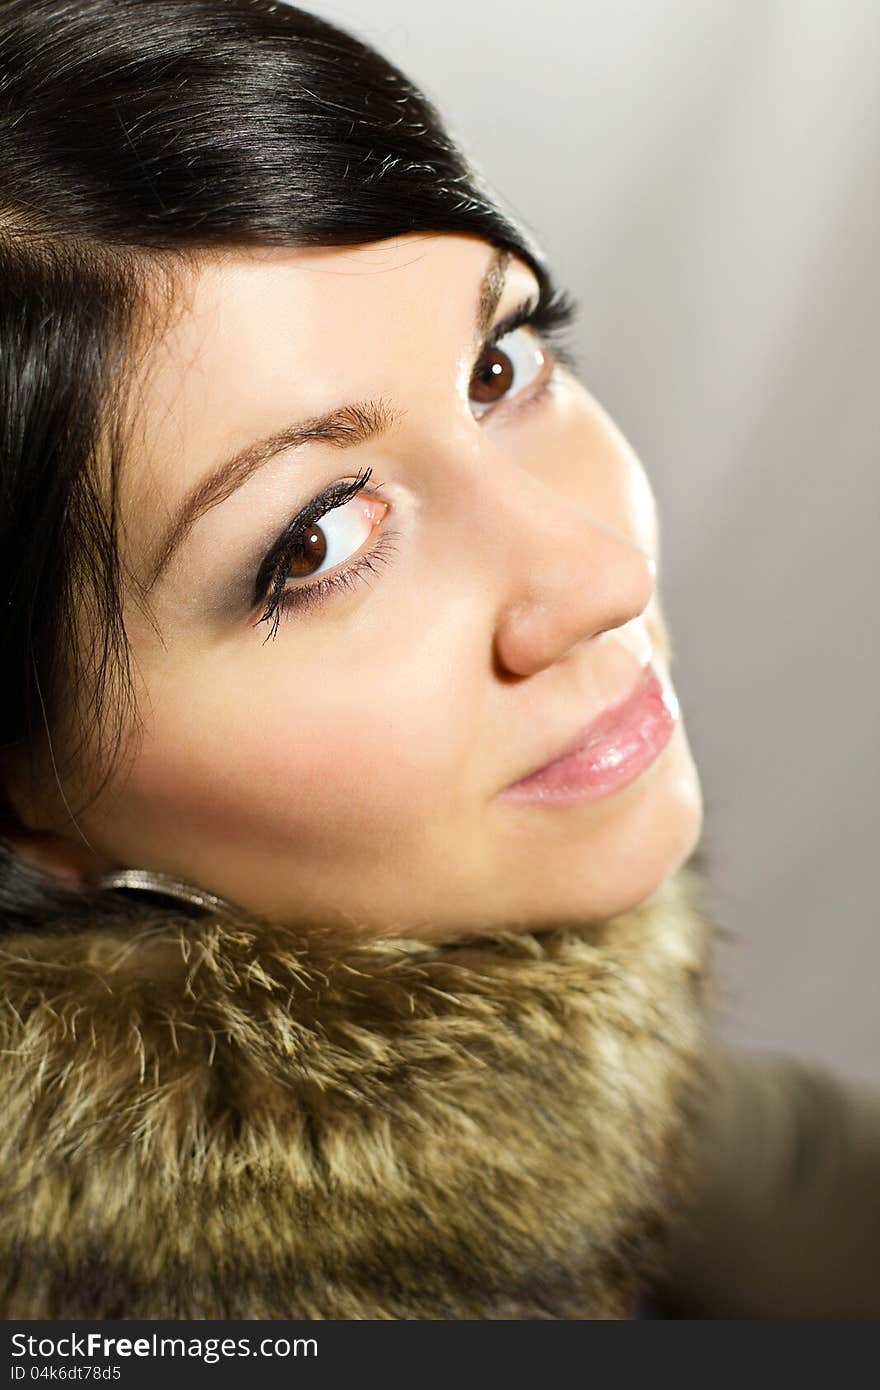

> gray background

[{"left": 312, "top": 0, "right": 879, "bottom": 1081}]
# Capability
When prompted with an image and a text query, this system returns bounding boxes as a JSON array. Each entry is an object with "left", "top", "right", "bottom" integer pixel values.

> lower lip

[{"left": 500, "top": 664, "right": 678, "bottom": 806}]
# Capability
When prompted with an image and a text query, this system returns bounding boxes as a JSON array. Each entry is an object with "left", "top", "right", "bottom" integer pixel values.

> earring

[{"left": 96, "top": 867, "right": 237, "bottom": 916}]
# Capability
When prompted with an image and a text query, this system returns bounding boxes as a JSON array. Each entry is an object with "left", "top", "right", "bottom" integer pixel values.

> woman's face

[{"left": 26, "top": 233, "right": 704, "bottom": 936}]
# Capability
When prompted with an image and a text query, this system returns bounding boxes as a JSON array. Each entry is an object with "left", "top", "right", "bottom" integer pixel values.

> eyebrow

[{"left": 143, "top": 244, "right": 512, "bottom": 591}]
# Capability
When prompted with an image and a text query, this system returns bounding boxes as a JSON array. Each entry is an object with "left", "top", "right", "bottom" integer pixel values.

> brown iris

[
  {"left": 470, "top": 344, "right": 515, "bottom": 406},
  {"left": 290, "top": 525, "right": 327, "bottom": 577}
]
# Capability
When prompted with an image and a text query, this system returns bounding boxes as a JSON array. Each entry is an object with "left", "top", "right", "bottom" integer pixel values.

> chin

[
  {"left": 558, "top": 727, "right": 705, "bottom": 927},
  {"left": 613, "top": 772, "right": 705, "bottom": 918},
  {"left": 602, "top": 842, "right": 700, "bottom": 920}
]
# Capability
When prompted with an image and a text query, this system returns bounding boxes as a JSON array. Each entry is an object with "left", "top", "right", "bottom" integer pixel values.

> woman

[{"left": 0, "top": 0, "right": 711, "bottom": 1318}]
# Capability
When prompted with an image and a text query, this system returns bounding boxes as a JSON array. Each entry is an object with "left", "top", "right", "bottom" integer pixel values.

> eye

[
  {"left": 279, "top": 492, "right": 387, "bottom": 588},
  {"left": 469, "top": 325, "right": 547, "bottom": 419}
]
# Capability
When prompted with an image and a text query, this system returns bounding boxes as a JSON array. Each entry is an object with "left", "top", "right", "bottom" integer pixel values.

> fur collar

[{"left": 0, "top": 863, "right": 711, "bottom": 1319}]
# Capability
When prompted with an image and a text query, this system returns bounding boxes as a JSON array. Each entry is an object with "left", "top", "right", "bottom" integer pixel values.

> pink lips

[{"left": 500, "top": 663, "right": 678, "bottom": 805}]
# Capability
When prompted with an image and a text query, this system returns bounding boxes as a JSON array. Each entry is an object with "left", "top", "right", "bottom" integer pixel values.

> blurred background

[{"left": 314, "top": 0, "right": 878, "bottom": 1080}]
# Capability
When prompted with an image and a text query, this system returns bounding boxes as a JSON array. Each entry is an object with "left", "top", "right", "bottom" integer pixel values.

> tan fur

[{"left": 0, "top": 866, "right": 711, "bottom": 1319}]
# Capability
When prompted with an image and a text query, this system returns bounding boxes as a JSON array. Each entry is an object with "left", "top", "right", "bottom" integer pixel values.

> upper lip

[{"left": 504, "top": 661, "right": 655, "bottom": 788}]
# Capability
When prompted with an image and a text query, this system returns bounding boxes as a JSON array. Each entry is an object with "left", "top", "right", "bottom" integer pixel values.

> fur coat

[{"left": 0, "top": 860, "right": 712, "bottom": 1320}]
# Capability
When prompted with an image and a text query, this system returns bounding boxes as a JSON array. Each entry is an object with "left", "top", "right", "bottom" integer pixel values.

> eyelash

[{"left": 253, "top": 284, "right": 579, "bottom": 643}]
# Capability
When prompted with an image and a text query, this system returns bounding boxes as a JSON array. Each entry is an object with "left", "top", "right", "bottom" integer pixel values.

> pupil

[
  {"left": 471, "top": 346, "right": 514, "bottom": 403},
  {"left": 289, "top": 524, "right": 327, "bottom": 577}
]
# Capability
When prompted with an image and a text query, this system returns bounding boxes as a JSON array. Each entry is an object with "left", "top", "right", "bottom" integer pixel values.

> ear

[{"left": 0, "top": 824, "right": 116, "bottom": 892}]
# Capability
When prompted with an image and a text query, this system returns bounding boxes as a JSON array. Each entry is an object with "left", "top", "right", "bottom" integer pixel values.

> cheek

[{"left": 110, "top": 634, "right": 468, "bottom": 857}]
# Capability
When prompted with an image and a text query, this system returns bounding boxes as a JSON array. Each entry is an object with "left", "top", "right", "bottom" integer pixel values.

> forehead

[
  {"left": 130, "top": 232, "right": 499, "bottom": 441},
  {"left": 118, "top": 233, "right": 528, "bottom": 575}
]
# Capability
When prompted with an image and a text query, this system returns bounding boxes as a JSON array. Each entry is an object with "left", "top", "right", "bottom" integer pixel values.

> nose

[{"left": 492, "top": 489, "right": 656, "bottom": 680}]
